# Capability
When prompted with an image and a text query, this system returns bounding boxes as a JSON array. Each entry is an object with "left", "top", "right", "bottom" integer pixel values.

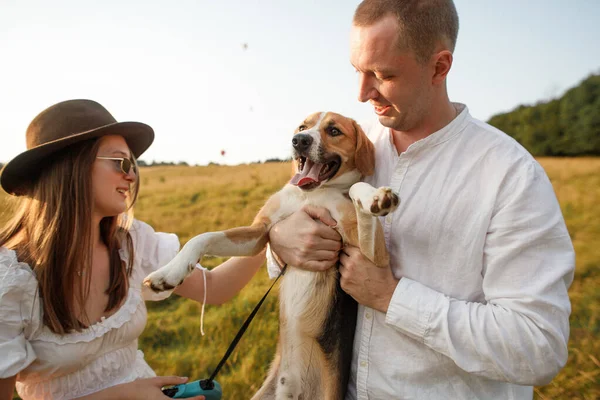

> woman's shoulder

[
  {"left": 129, "top": 218, "right": 154, "bottom": 237},
  {"left": 128, "top": 218, "right": 178, "bottom": 246},
  {"left": 122, "top": 219, "right": 179, "bottom": 279},
  {"left": 0, "top": 247, "right": 41, "bottom": 337},
  {"left": 0, "top": 247, "right": 38, "bottom": 293}
]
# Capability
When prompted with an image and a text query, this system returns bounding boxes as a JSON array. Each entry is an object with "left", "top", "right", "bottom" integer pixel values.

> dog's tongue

[{"left": 290, "top": 159, "right": 325, "bottom": 187}]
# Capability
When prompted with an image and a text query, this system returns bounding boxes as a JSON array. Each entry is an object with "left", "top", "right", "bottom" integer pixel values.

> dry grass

[
  {"left": 1, "top": 158, "right": 598, "bottom": 399},
  {"left": 533, "top": 158, "right": 600, "bottom": 399}
]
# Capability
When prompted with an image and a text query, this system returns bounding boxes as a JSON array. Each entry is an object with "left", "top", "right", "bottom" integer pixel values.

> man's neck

[{"left": 391, "top": 100, "right": 458, "bottom": 154}]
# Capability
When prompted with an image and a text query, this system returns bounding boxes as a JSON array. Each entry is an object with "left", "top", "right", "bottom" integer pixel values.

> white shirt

[
  {"left": 0, "top": 220, "right": 179, "bottom": 400},
  {"left": 268, "top": 104, "right": 574, "bottom": 399}
]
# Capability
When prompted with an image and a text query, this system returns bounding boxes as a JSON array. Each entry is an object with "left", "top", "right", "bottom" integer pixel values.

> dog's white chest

[
  {"left": 301, "top": 188, "right": 349, "bottom": 222},
  {"left": 280, "top": 268, "right": 319, "bottom": 321}
]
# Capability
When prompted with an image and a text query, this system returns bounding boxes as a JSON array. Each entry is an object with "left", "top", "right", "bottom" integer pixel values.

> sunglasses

[{"left": 96, "top": 157, "right": 137, "bottom": 175}]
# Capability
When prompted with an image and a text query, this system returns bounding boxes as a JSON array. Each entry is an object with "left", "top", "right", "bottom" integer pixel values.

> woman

[{"left": 0, "top": 99, "right": 266, "bottom": 400}]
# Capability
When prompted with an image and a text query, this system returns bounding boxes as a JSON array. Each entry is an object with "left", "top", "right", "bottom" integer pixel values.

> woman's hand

[{"left": 124, "top": 376, "right": 206, "bottom": 400}]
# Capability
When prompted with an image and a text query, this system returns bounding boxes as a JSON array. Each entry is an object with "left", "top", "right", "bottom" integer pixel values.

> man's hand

[
  {"left": 339, "top": 245, "right": 400, "bottom": 313},
  {"left": 269, "top": 205, "right": 342, "bottom": 271}
]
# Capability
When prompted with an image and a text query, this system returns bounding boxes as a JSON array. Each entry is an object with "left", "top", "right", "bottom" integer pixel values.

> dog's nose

[{"left": 292, "top": 134, "right": 313, "bottom": 152}]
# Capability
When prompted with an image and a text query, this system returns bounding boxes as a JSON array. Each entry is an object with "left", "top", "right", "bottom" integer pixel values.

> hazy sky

[{"left": 1, "top": 0, "right": 599, "bottom": 165}]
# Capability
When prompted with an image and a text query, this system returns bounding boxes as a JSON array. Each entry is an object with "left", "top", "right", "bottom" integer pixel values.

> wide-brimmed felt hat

[{"left": 1, "top": 99, "right": 154, "bottom": 196}]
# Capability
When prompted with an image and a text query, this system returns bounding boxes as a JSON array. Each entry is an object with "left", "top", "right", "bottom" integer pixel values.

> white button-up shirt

[{"left": 269, "top": 104, "right": 574, "bottom": 399}]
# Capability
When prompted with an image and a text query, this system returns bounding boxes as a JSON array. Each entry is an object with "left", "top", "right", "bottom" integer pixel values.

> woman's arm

[
  {"left": 0, "top": 376, "right": 16, "bottom": 400},
  {"left": 75, "top": 376, "right": 204, "bottom": 400},
  {"left": 175, "top": 249, "right": 266, "bottom": 305}
]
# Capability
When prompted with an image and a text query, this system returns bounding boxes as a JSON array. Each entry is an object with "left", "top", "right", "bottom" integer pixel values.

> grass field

[{"left": 2, "top": 158, "right": 599, "bottom": 399}]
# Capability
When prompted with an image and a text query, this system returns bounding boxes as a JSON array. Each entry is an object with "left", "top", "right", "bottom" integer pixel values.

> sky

[{"left": 1, "top": 0, "right": 599, "bottom": 166}]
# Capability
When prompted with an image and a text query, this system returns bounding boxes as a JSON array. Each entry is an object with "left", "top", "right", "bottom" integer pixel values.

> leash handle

[
  {"left": 208, "top": 264, "right": 287, "bottom": 381},
  {"left": 162, "top": 379, "right": 222, "bottom": 399}
]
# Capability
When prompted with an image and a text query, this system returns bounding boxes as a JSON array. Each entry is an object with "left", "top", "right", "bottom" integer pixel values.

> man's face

[{"left": 350, "top": 16, "right": 433, "bottom": 132}]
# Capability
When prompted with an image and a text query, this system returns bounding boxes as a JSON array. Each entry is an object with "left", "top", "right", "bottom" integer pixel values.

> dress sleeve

[
  {"left": 0, "top": 250, "right": 40, "bottom": 378},
  {"left": 128, "top": 220, "right": 181, "bottom": 301}
]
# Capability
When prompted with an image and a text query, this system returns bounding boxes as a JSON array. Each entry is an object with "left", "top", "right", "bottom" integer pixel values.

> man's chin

[
  {"left": 377, "top": 115, "right": 398, "bottom": 129},
  {"left": 378, "top": 113, "right": 411, "bottom": 131}
]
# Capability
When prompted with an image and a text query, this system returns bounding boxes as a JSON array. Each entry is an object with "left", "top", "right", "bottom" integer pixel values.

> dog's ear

[{"left": 353, "top": 120, "right": 375, "bottom": 177}]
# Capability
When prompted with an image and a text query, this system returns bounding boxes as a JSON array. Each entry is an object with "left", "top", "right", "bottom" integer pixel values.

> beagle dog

[{"left": 144, "top": 111, "right": 399, "bottom": 400}]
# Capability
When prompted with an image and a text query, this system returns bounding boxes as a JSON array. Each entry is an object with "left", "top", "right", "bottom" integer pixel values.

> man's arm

[{"left": 342, "top": 160, "right": 574, "bottom": 386}]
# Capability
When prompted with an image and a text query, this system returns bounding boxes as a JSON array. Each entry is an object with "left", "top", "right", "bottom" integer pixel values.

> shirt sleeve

[
  {"left": 265, "top": 244, "right": 284, "bottom": 279},
  {"left": 0, "top": 255, "right": 40, "bottom": 378},
  {"left": 129, "top": 220, "right": 181, "bottom": 301},
  {"left": 385, "top": 160, "right": 575, "bottom": 386}
]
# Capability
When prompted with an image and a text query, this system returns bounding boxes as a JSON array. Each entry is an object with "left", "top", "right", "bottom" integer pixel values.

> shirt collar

[{"left": 386, "top": 103, "right": 470, "bottom": 154}]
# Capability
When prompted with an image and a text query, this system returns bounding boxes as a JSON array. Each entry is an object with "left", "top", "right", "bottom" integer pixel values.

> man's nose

[
  {"left": 357, "top": 73, "right": 377, "bottom": 103},
  {"left": 292, "top": 134, "right": 313, "bottom": 152}
]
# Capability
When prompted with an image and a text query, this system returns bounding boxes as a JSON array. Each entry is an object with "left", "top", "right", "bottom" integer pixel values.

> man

[{"left": 268, "top": 0, "right": 575, "bottom": 399}]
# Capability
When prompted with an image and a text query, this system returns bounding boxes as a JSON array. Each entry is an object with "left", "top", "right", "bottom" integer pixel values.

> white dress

[{"left": 0, "top": 220, "right": 179, "bottom": 400}]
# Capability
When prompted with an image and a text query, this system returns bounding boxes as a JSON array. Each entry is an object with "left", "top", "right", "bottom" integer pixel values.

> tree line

[{"left": 488, "top": 72, "right": 600, "bottom": 156}]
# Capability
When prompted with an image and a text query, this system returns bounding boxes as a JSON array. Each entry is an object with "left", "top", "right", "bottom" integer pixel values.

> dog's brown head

[{"left": 290, "top": 112, "right": 375, "bottom": 191}]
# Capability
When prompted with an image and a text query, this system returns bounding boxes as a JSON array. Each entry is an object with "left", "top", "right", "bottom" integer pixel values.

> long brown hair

[{"left": 0, "top": 138, "right": 140, "bottom": 334}]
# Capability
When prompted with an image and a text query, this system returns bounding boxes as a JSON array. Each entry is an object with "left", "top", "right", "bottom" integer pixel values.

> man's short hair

[{"left": 353, "top": 0, "right": 459, "bottom": 63}]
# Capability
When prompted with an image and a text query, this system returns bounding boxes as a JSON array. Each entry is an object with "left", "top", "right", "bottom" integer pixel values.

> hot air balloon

[{"left": 221, "top": 149, "right": 226, "bottom": 157}]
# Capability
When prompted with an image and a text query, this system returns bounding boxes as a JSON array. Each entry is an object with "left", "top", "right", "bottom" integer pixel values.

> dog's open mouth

[{"left": 290, "top": 155, "right": 341, "bottom": 190}]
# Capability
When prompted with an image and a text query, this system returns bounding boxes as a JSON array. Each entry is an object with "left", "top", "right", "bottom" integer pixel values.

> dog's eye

[
  {"left": 298, "top": 125, "right": 307, "bottom": 132},
  {"left": 328, "top": 127, "right": 342, "bottom": 137}
]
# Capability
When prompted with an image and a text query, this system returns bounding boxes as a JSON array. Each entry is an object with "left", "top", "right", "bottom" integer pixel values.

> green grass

[{"left": 1, "top": 158, "right": 598, "bottom": 399}]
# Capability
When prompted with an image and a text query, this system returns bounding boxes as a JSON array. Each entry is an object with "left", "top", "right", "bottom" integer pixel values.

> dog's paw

[
  {"left": 349, "top": 183, "right": 400, "bottom": 217},
  {"left": 143, "top": 261, "right": 196, "bottom": 293},
  {"left": 368, "top": 187, "right": 400, "bottom": 216}
]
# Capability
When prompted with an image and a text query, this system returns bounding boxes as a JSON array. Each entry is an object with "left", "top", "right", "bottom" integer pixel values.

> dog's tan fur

[{"left": 144, "top": 112, "right": 399, "bottom": 400}]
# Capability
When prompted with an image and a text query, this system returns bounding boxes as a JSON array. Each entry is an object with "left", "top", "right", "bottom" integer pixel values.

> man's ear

[
  {"left": 353, "top": 120, "right": 375, "bottom": 177},
  {"left": 432, "top": 50, "right": 453, "bottom": 85}
]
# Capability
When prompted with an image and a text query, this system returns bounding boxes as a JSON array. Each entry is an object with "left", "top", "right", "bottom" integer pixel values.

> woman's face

[{"left": 91, "top": 135, "right": 136, "bottom": 220}]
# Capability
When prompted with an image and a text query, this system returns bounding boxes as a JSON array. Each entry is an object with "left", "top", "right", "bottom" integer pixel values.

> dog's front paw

[
  {"left": 350, "top": 182, "right": 400, "bottom": 217},
  {"left": 368, "top": 187, "right": 400, "bottom": 216},
  {"left": 143, "top": 260, "right": 196, "bottom": 293}
]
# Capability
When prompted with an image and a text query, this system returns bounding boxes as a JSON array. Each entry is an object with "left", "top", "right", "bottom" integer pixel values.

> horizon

[{"left": 1, "top": 0, "right": 599, "bottom": 166}]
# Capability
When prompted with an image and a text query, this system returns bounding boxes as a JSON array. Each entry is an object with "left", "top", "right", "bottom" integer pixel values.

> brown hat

[{"left": 0, "top": 99, "right": 154, "bottom": 196}]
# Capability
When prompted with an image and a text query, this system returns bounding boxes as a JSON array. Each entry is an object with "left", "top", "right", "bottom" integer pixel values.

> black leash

[{"left": 207, "top": 264, "right": 287, "bottom": 382}]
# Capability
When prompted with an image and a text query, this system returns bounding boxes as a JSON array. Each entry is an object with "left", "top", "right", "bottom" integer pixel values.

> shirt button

[
  {"left": 360, "top": 361, "right": 368, "bottom": 367},
  {"left": 365, "top": 312, "right": 372, "bottom": 320}
]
